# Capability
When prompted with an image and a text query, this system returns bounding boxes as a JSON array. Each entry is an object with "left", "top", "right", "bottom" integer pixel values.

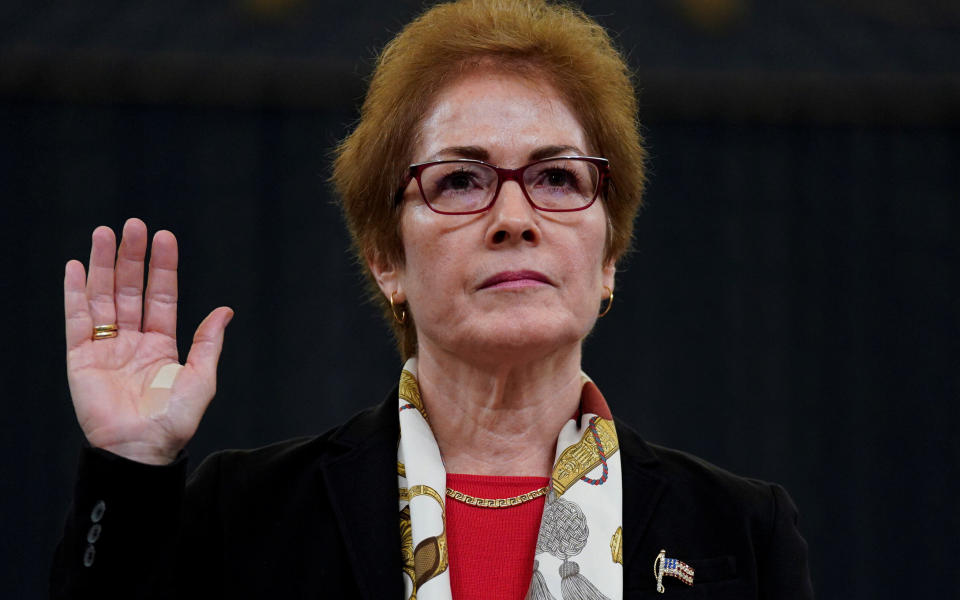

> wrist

[{"left": 95, "top": 440, "right": 181, "bottom": 466}]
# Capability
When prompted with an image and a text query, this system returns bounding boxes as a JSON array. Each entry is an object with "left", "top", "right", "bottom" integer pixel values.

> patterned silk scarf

[{"left": 397, "top": 358, "right": 623, "bottom": 600}]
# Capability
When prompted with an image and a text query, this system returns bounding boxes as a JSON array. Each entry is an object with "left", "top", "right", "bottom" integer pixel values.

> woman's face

[{"left": 380, "top": 70, "right": 615, "bottom": 364}]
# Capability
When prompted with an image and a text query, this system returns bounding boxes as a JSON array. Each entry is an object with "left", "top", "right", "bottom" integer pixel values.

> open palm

[{"left": 64, "top": 218, "right": 232, "bottom": 465}]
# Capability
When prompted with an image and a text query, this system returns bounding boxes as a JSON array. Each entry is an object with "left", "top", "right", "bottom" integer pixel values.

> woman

[{"left": 52, "top": 1, "right": 813, "bottom": 599}]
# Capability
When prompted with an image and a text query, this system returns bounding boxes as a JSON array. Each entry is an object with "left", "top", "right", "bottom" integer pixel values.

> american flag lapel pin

[{"left": 654, "top": 549, "right": 695, "bottom": 593}]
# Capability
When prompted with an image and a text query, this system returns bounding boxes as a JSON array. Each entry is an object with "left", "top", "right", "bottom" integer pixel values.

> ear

[{"left": 366, "top": 249, "right": 405, "bottom": 302}]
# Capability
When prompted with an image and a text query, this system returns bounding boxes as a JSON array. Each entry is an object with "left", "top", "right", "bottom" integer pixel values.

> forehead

[{"left": 415, "top": 71, "right": 588, "bottom": 163}]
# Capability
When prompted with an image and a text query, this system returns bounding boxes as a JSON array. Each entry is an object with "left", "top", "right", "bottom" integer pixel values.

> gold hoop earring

[
  {"left": 390, "top": 291, "right": 406, "bottom": 324},
  {"left": 599, "top": 286, "right": 614, "bottom": 317}
]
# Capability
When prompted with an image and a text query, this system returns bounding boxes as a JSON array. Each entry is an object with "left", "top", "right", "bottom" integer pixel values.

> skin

[
  {"left": 370, "top": 71, "right": 615, "bottom": 477},
  {"left": 64, "top": 219, "right": 232, "bottom": 465}
]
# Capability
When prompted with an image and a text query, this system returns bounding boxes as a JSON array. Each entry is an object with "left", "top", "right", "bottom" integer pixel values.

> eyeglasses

[{"left": 403, "top": 156, "right": 610, "bottom": 215}]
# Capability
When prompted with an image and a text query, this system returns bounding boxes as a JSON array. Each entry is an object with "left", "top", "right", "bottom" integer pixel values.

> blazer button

[
  {"left": 83, "top": 544, "right": 96, "bottom": 567},
  {"left": 87, "top": 523, "right": 102, "bottom": 544},
  {"left": 90, "top": 500, "right": 106, "bottom": 523}
]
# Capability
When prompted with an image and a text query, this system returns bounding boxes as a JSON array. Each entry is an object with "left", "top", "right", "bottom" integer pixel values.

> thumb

[{"left": 185, "top": 306, "right": 234, "bottom": 382}]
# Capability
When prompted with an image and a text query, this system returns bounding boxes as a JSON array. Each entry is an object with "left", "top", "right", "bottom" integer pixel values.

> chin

[{"left": 446, "top": 313, "right": 590, "bottom": 363}]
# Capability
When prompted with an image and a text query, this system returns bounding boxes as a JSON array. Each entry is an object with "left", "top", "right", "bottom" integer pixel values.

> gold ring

[{"left": 92, "top": 324, "right": 119, "bottom": 340}]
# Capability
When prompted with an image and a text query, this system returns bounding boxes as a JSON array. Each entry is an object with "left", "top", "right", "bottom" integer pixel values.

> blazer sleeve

[
  {"left": 758, "top": 483, "right": 815, "bottom": 600},
  {"left": 50, "top": 446, "right": 223, "bottom": 600}
]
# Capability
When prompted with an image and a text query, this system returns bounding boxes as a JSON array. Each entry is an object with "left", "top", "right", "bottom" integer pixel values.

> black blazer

[{"left": 51, "top": 390, "right": 813, "bottom": 599}]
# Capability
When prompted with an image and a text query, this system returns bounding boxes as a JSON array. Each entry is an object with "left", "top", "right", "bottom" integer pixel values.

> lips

[{"left": 479, "top": 270, "right": 552, "bottom": 289}]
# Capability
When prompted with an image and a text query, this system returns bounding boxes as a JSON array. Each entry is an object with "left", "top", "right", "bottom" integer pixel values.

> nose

[{"left": 485, "top": 180, "right": 541, "bottom": 247}]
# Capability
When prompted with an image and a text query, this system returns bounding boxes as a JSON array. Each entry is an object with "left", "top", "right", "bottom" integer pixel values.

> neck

[{"left": 414, "top": 340, "right": 584, "bottom": 478}]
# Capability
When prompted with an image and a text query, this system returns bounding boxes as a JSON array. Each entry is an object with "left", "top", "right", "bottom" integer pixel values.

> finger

[
  {"left": 114, "top": 218, "right": 148, "bottom": 331},
  {"left": 185, "top": 307, "right": 234, "bottom": 384},
  {"left": 86, "top": 226, "right": 117, "bottom": 327},
  {"left": 143, "top": 230, "right": 179, "bottom": 337},
  {"left": 65, "top": 260, "right": 93, "bottom": 351}
]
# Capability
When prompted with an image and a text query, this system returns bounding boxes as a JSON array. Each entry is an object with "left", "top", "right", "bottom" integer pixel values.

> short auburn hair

[{"left": 333, "top": 0, "right": 646, "bottom": 359}]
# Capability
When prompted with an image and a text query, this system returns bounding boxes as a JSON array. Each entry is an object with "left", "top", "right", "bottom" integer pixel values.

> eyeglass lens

[{"left": 419, "top": 158, "right": 600, "bottom": 213}]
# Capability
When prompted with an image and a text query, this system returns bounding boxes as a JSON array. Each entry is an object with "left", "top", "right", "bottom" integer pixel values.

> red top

[{"left": 445, "top": 473, "right": 549, "bottom": 600}]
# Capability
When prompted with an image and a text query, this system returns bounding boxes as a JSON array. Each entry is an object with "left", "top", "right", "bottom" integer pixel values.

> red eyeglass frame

[{"left": 400, "top": 156, "right": 611, "bottom": 215}]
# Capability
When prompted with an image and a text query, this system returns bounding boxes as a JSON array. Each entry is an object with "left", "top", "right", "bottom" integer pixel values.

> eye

[
  {"left": 443, "top": 169, "right": 477, "bottom": 191},
  {"left": 538, "top": 167, "right": 580, "bottom": 190},
  {"left": 545, "top": 169, "right": 575, "bottom": 187},
  {"left": 434, "top": 167, "right": 488, "bottom": 195}
]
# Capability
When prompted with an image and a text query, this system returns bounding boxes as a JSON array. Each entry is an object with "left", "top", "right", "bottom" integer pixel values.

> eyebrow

[
  {"left": 529, "top": 145, "right": 586, "bottom": 161},
  {"left": 428, "top": 146, "right": 489, "bottom": 161},
  {"left": 425, "top": 144, "right": 586, "bottom": 164}
]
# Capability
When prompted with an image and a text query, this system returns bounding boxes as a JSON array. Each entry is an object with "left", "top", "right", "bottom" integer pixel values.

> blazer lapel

[
  {"left": 320, "top": 393, "right": 403, "bottom": 600},
  {"left": 616, "top": 419, "right": 668, "bottom": 572}
]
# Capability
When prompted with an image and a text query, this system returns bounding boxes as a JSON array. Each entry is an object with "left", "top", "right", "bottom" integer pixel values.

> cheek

[
  {"left": 401, "top": 233, "right": 462, "bottom": 308},
  {"left": 400, "top": 206, "right": 480, "bottom": 296},
  {"left": 575, "top": 217, "right": 610, "bottom": 276},
  {"left": 399, "top": 210, "right": 437, "bottom": 281}
]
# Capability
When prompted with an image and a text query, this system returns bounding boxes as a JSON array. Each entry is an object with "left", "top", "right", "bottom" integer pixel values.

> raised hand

[{"left": 64, "top": 218, "right": 233, "bottom": 465}]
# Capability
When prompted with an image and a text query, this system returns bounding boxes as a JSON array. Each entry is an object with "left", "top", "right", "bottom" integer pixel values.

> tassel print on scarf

[
  {"left": 528, "top": 493, "right": 611, "bottom": 600},
  {"left": 560, "top": 560, "right": 610, "bottom": 600},
  {"left": 525, "top": 560, "right": 557, "bottom": 600}
]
